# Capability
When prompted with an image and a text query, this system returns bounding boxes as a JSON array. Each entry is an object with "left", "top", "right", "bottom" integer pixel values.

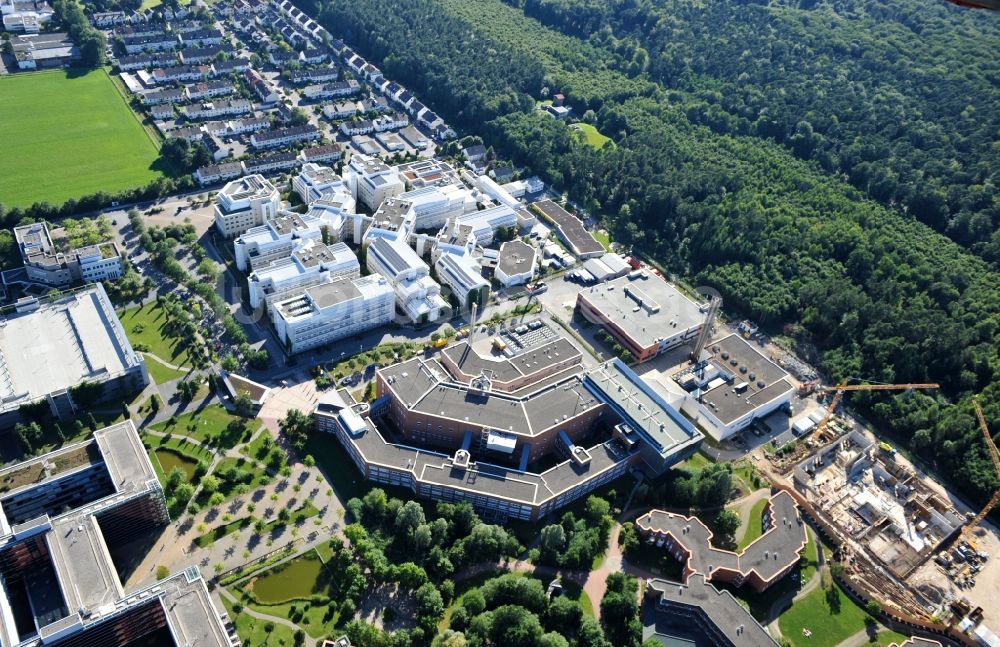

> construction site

[{"left": 766, "top": 385, "right": 1000, "bottom": 645}]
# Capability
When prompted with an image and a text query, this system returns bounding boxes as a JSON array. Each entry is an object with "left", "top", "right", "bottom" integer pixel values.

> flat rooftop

[
  {"left": 440, "top": 336, "right": 581, "bottom": 386},
  {"left": 646, "top": 574, "right": 779, "bottom": 647},
  {"left": 497, "top": 240, "right": 536, "bottom": 276},
  {"left": 636, "top": 490, "right": 806, "bottom": 586},
  {"left": 577, "top": 272, "right": 705, "bottom": 351},
  {"left": 698, "top": 334, "right": 794, "bottom": 425},
  {"left": 0, "top": 287, "right": 141, "bottom": 412},
  {"left": 531, "top": 199, "right": 603, "bottom": 257},
  {"left": 316, "top": 392, "right": 634, "bottom": 508},
  {"left": 584, "top": 359, "right": 701, "bottom": 454},
  {"left": 380, "top": 357, "right": 602, "bottom": 438}
]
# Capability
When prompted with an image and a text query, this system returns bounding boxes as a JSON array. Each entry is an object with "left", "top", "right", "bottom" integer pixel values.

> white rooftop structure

[
  {"left": 477, "top": 174, "right": 520, "bottom": 209},
  {"left": 435, "top": 252, "right": 489, "bottom": 309},
  {"left": 399, "top": 184, "right": 474, "bottom": 232},
  {"left": 213, "top": 174, "right": 280, "bottom": 237},
  {"left": 0, "top": 285, "right": 147, "bottom": 418},
  {"left": 343, "top": 153, "right": 404, "bottom": 211},
  {"left": 452, "top": 204, "right": 517, "bottom": 246},
  {"left": 367, "top": 237, "right": 446, "bottom": 323},
  {"left": 293, "top": 162, "right": 349, "bottom": 203},
  {"left": 233, "top": 210, "right": 325, "bottom": 271},
  {"left": 248, "top": 240, "right": 360, "bottom": 310}
]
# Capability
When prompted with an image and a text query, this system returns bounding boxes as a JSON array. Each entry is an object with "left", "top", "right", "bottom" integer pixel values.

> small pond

[
  {"left": 154, "top": 448, "right": 198, "bottom": 480},
  {"left": 251, "top": 552, "right": 334, "bottom": 604}
]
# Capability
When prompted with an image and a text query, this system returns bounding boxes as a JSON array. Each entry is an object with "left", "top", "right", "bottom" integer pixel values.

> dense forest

[
  {"left": 509, "top": 0, "right": 1000, "bottom": 262},
  {"left": 298, "top": 0, "right": 1000, "bottom": 509}
]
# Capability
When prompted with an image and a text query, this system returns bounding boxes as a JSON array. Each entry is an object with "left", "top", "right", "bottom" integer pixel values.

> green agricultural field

[{"left": 0, "top": 69, "right": 162, "bottom": 208}]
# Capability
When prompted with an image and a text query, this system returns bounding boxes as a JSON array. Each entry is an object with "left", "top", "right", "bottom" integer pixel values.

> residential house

[
  {"left": 178, "top": 45, "right": 228, "bottom": 64},
  {"left": 340, "top": 120, "right": 373, "bottom": 137},
  {"left": 183, "top": 98, "right": 252, "bottom": 120},
  {"left": 323, "top": 101, "right": 358, "bottom": 120},
  {"left": 250, "top": 124, "right": 320, "bottom": 149},
  {"left": 152, "top": 64, "right": 208, "bottom": 83},
  {"left": 122, "top": 33, "right": 177, "bottom": 54},
  {"left": 243, "top": 152, "right": 300, "bottom": 174},
  {"left": 302, "top": 79, "right": 359, "bottom": 100},
  {"left": 210, "top": 57, "right": 250, "bottom": 77},
  {"left": 117, "top": 51, "right": 175, "bottom": 71},
  {"left": 141, "top": 87, "right": 185, "bottom": 105},
  {"left": 300, "top": 144, "right": 342, "bottom": 165},
  {"left": 289, "top": 66, "right": 339, "bottom": 85},
  {"left": 194, "top": 162, "right": 243, "bottom": 186},
  {"left": 178, "top": 28, "right": 223, "bottom": 47}
]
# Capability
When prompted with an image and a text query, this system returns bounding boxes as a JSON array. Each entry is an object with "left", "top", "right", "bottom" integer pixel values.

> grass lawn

[
  {"left": 592, "top": 230, "right": 612, "bottom": 251},
  {"left": 570, "top": 122, "right": 612, "bottom": 149},
  {"left": 778, "top": 574, "right": 872, "bottom": 647},
  {"left": 736, "top": 498, "right": 769, "bottom": 551},
  {"left": 0, "top": 70, "right": 161, "bottom": 208},
  {"left": 681, "top": 451, "right": 713, "bottom": 472},
  {"left": 305, "top": 433, "right": 368, "bottom": 503},
  {"left": 144, "top": 354, "right": 190, "bottom": 384},
  {"left": 220, "top": 594, "right": 299, "bottom": 647},
  {"left": 195, "top": 516, "right": 253, "bottom": 548},
  {"left": 151, "top": 404, "right": 258, "bottom": 446},
  {"left": 119, "top": 303, "right": 193, "bottom": 369}
]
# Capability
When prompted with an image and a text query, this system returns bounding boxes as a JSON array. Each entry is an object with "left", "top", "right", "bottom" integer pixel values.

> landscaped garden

[
  {"left": 227, "top": 539, "right": 356, "bottom": 640},
  {"left": 119, "top": 301, "right": 195, "bottom": 373}
]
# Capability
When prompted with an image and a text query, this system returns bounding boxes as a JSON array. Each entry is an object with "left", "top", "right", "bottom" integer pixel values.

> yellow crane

[
  {"left": 811, "top": 379, "right": 940, "bottom": 441},
  {"left": 958, "top": 399, "right": 1000, "bottom": 545}
]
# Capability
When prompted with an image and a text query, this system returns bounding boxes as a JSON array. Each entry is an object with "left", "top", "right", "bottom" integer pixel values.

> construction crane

[
  {"left": 811, "top": 379, "right": 940, "bottom": 442},
  {"left": 958, "top": 399, "right": 1000, "bottom": 545}
]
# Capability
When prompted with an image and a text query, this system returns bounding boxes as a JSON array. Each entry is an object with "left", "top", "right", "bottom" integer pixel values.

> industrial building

[
  {"left": 576, "top": 270, "right": 706, "bottom": 363},
  {"left": 270, "top": 275, "right": 394, "bottom": 354},
  {"left": 13, "top": 222, "right": 123, "bottom": 287},
  {"left": 0, "top": 285, "right": 148, "bottom": 429},
  {"left": 315, "top": 322, "right": 702, "bottom": 522},
  {"left": 673, "top": 334, "right": 795, "bottom": 441},
  {"left": 0, "top": 421, "right": 235, "bottom": 647},
  {"left": 530, "top": 199, "right": 604, "bottom": 259},
  {"left": 637, "top": 490, "right": 807, "bottom": 592},
  {"left": 636, "top": 491, "right": 809, "bottom": 646},
  {"left": 213, "top": 174, "right": 281, "bottom": 237},
  {"left": 644, "top": 574, "right": 779, "bottom": 647}
]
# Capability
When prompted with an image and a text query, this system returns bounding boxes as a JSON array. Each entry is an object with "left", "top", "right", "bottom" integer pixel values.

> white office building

[
  {"left": 366, "top": 236, "right": 446, "bottom": 324},
  {"left": 343, "top": 154, "right": 404, "bottom": 212},
  {"left": 213, "top": 174, "right": 280, "bottom": 238},
  {"left": 451, "top": 204, "right": 518, "bottom": 246},
  {"left": 399, "top": 184, "right": 473, "bottom": 232},
  {"left": 271, "top": 275, "right": 394, "bottom": 354},
  {"left": 304, "top": 197, "right": 367, "bottom": 245},
  {"left": 495, "top": 239, "right": 537, "bottom": 287},
  {"left": 13, "top": 222, "right": 123, "bottom": 287},
  {"left": 233, "top": 210, "right": 328, "bottom": 271},
  {"left": 435, "top": 252, "right": 489, "bottom": 310},
  {"left": 247, "top": 241, "right": 360, "bottom": 311},
  {"left": 292, "top": 162, "right": 350, "bottom": 204}
]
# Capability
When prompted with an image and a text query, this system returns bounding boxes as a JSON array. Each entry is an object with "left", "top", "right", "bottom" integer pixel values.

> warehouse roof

[{"left": 0, "top": 286, "right": 142, "bottom": 413}]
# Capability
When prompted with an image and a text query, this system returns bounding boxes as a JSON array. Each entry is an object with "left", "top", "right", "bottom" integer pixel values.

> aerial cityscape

[{"left": 0, "top": 0, "right": 996, "bottom": 646}]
